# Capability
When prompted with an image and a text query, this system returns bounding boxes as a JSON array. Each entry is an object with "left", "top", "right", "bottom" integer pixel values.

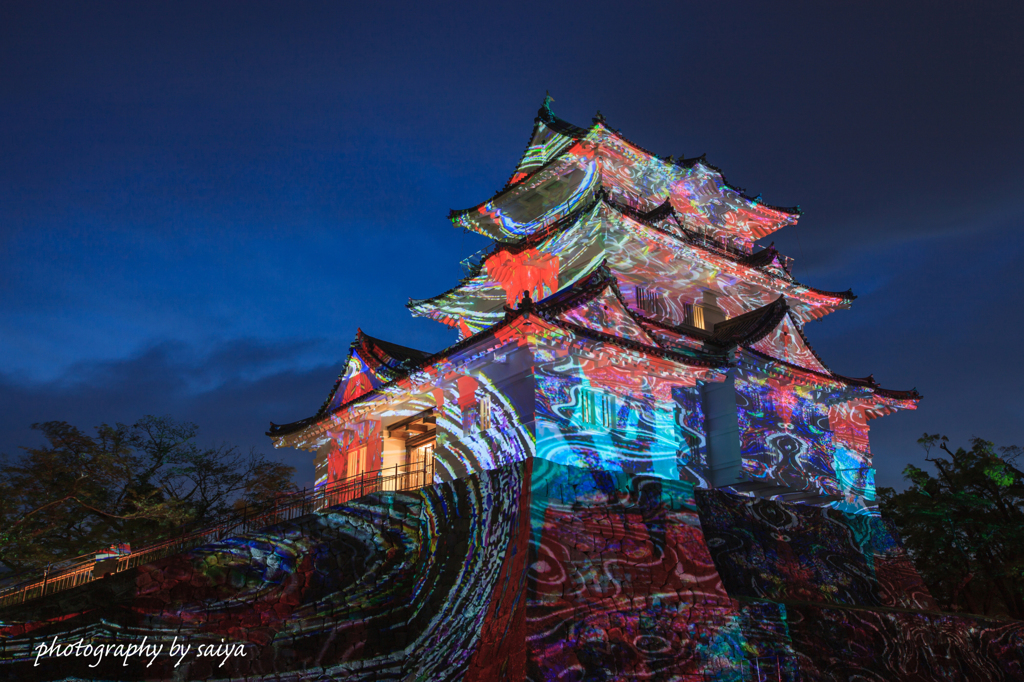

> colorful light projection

[
  {"left": 734, "top": 370, "right": 843, "bottom": 500},
  {"left": 318, "top": 419, "right": 382, "bottom": 488},
  {"left": 453, "top": 111, "right": 798, "bottom": 250},
  {"left": 324, "top": 331, "right": 432, "bottom": 414},
  {"left": 430, "top": 359, "right": 535, "bottom": 480},
  {"left": 748, "top": 313, "right": 830, "bottom": 374},
  {"left": 507, "top": 119, "right": 580, "bottom": 186},
  {"left": 554, "top": 285, "right": 658, "bottom": 345},
  {"left": 4, "top": 460, "right": 1021, "bottom": 681},
  {"left": 417, "top": 197, "right": 849, "bottom": 339},
  {"left": 484, "top": 248, "right": 560, "bottom": 306},
  {"left": 696, "top": 487, "right": 938, "bottom": 611},
  {"left": 533, "top": 337, "right": 715, "bottom": 487},
  {"left": 322, "top": 339, "right": 539, "bottom": 488},
  {"left": 454, "top": 150, "right": 599, "bottom": 241}
]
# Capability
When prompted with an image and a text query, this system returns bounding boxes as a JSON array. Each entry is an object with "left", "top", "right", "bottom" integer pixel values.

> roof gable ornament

[{"left": 518, "top": 289, "right": 535, "bottom": 312}]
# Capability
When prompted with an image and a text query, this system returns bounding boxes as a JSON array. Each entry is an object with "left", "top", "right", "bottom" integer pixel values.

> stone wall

[{"left": 1, "top": 459, "right": 1020, "bottom": 681}]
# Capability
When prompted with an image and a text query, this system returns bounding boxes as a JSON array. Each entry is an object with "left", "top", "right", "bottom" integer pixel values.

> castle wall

[
  {"left": 734, "top": 370, "right": 840, "bottom": 497},
  {"left": 532, "top": 337, "right": 708, "bottom": 485},
  {"left": 730, "top": 368, "right": 879, "bottom": 512},
  {"left": 430, "top": 343, "right": 536, "bottom": 481}
]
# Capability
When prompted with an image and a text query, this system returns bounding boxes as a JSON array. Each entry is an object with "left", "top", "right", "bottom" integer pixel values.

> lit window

[
  {"left": 635, "top": 287, "right": 665, "bottom": 316},
  {"left": 692, "top": 305, "right": 705, "bottom": 330},
  {"left": 579, "top": 389, "right": 616, "bottom": 429},
  {"left": 479, "top": 395, "right": 492, "bottom": 430}
]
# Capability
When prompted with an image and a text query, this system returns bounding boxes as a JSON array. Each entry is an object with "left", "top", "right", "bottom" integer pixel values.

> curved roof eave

[
  {"left": 742, "top": 345, "right": 922, "bottom": 402},
  {"left": 450, "top": 107, "right": 802, "bottom": 227},
  {"left": 268, "top": 315, "right": 523, "bottom": 439},
  {"left": 410, "top": 193, "right": 607, "bottom": 314},
  {"left": 271, "top": 331, "right": 431, "bottom": 439},
  {"left": 272, "top": 273, "right": 729, "bottom": 441},
  {"left": 415, "top": 193, "right": 852, "bottom": 321}
]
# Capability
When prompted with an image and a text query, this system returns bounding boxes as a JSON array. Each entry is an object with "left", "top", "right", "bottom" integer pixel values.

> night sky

[{"left": 2, "top": 1, "right": 1022, "bottom": 490}]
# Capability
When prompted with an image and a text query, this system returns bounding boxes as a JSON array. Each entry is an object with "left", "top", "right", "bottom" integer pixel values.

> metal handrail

[{"left": 0, "top": 458, "right": 435, "bottom": 610}]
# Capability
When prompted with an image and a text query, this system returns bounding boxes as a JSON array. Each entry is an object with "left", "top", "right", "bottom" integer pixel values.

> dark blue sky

[{"left": 2, "top": 1, "right": 1022, "bottom": 489}]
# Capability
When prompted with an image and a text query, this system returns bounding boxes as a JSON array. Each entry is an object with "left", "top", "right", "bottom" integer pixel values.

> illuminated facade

[
  {"left": 10, "top": 104, "right": 1024, "bottom": 682},
  {"left": 269, "top": 99, "right": 918, "bottom": 513}
]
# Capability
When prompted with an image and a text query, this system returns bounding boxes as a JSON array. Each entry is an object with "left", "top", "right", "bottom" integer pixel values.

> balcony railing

[{"left": 0, "top": 458, "right": 436, "bottom": 611}]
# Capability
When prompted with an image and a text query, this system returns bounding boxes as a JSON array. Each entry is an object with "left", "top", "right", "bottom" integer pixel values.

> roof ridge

[
  {"left": 417, "top": 193, "right": 854, "bottom": 320},
  {"left": 545, "top": 317, "right": 728, "bottom": 369},
  {"left": 743, "top": 345, "right": 922, "bottom": 401},
  {"left": 359, "top": 333, "right": 432, "bottom": 363},
  {"left": 544, "top": 108, "right": 802, "bottom": 215},
  {"left": 451, "top": 106, "right": 801, "bottom": 224},
  {"left": 304, "top": 330, "right": 434, "bottom": 429},
  {"left": 270, "top": 307, "right": 540, "bottom": 437},
  {"left": 602, "top": 196, "right": 855, "bottom": 301}
]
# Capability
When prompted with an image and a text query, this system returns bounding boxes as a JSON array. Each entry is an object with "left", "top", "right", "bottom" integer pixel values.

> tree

[
  {"left": 0, "top": 416, "right": 295, "bottom": 574},
  {"left": 878, "top": 434, "right": 1024, "bottom": 619}
]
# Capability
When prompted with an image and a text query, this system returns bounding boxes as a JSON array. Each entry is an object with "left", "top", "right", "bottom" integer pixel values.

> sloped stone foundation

[{"left": 1, "top": 459, "right": 1021, "bottom": 681}]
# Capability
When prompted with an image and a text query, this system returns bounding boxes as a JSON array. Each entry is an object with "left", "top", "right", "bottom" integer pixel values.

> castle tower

[{"left": 269, "top": 100, "right": 918, "bottom": 513}]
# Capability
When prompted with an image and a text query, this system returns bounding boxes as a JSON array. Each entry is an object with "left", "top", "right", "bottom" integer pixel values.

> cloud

[{"left": 0, "top": 338, "right": 334, "bottom": 487}]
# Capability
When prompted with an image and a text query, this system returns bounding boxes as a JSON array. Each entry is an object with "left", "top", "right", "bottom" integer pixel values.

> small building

[{"left": 268, "top": 99, "right": 919, "bottom": 514}]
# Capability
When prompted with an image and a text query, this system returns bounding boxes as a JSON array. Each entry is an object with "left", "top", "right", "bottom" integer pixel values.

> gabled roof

[
  {"left": 709, "top": 299, "right": 920, "bottom": 401},
  {"left": 363, "top": 335, "right": 433, "bottom": 364},
  {"left": 634, "top": 296, "right": 919, "bottom": 401},
  {"left": 446, "top": 190, "right": 824, "bottom": 304},
  {"left": 739, "top": 243, "right": 794, "bottom": 281},
  {"left": 270, "top": 269, "right": 729, "bottom": 440},
  {"left": 311, "top": 330, "right": 433, "bottom": 425},
  {"left": 518, "top": 100, "right": 802, "bottom": 217},
  {"left": 514, "top": 263, "right": 723, "bottom": 367},
  {"left": 412, "top": 191, "right": 853, "bottom": 333},
  {"left": 708, "top": 296, "right": 790, "bottom": 347},
  {"left": 626, "top": 296, "right": 788, "bottom": 350},
  {"left": 451, "top": 99, "right": 800, "bottom": 246},
  {"left": 505, "top": 97, "right": 591, "bottom": 187}
]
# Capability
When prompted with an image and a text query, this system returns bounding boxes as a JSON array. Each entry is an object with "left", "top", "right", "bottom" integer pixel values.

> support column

[{"left": 702, "top": 368, "right": 743, "bottom": 487}]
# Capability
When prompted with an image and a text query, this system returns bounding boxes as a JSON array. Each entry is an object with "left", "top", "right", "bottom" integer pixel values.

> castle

[
  {"left": 269, "top": 98, "right": 919, "bottom": 514},
  {"left": 4, "top": 101, "right": 1021, "bottom": 682}
]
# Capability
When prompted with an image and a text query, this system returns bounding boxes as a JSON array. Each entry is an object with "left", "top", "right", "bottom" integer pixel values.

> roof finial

[
  {"left": 593, "top": 109, "right": 606, "bottom": 124},
  {"left": 539, "top": 91, "right": 555, "bottom": 119}
]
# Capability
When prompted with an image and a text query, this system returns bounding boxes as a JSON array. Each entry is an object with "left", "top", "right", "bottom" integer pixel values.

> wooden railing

[{"left": 0, "top": 458, "right": 435, "bottom": 611}]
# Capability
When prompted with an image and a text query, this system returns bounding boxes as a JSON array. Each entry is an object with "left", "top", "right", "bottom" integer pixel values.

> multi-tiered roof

[
  {"left": 270, "top": 100, "right": 917, "bottom": 495},
  {"left": 410, "top": 99, "right": 856, "bottom": 341}
]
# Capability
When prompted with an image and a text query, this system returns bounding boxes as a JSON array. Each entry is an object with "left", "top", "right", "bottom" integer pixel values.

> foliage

[
  {"left": 0, "top": 416, "right": 295, "bottom": 573},
  {"left": 878, "top": 434, "right": 1024, "bottom": 619}
]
